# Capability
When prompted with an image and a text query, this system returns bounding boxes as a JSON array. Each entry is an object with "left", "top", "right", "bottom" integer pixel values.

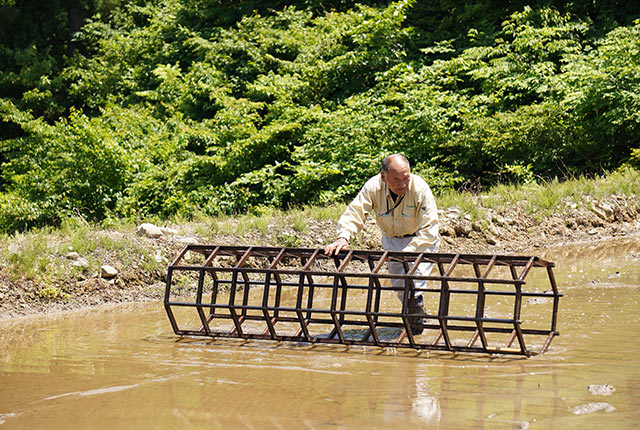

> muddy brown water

[{"left": 1, "top": 236, "right": 639, "bottom": 429}]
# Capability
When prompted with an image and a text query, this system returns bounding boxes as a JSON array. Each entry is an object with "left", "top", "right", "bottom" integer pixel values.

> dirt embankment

[{"left": 1, "top": 194, "right": 639, "bottom": 320}]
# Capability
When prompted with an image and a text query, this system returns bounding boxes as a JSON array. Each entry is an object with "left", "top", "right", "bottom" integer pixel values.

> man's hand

[{"left": 324, "top": 237, "right": 349, "bottom": 256}]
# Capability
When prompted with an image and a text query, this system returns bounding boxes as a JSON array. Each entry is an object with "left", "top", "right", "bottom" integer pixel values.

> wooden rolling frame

[{"left": 164, "top": 245, "right": 562, "bottom": 356}]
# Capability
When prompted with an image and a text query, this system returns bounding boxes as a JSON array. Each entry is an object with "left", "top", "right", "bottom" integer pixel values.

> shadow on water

[{"left": 1, "top": 235, "right": 639, "bottom": 429}]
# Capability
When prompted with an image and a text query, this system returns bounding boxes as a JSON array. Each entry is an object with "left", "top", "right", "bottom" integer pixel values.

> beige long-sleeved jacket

[{"left": 336, "top": 173, "right": 440, "bottom": 253}]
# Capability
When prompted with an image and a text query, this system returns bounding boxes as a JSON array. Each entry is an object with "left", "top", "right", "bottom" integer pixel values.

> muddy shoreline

[{"left": 1, "top": 194, "right": 639, "bottom": 321}]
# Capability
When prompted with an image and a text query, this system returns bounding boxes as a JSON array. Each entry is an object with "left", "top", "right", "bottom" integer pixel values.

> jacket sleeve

[
  {"left": 405, "top": 184, "right": 440, "bottom": 253},
  {"left": 336, "top": 182, "right": 375, "bottom": 242}
]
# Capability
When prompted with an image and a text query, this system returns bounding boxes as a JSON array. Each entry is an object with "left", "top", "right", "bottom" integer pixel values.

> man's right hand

[{"left": 324, "top": 237, "right": 349, "bottom": 256}]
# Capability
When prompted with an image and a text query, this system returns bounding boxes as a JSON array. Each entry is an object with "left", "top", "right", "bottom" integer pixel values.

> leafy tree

[{"left": 1, "top": 0, "right": 639, "bottom": 232}]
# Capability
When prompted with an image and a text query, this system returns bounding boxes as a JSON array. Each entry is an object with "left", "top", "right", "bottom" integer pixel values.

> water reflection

[{"left": 412, "top": 378, "right": 440, "bottom": 423}]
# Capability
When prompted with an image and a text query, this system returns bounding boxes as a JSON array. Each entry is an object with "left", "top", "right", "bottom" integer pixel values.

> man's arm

[{"left": 324, "top": 181, "right": 375, "bottom": 256}]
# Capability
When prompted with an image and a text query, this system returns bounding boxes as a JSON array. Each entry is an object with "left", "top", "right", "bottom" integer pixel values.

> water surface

[{"left": 1, "top": 236, "right": 639, "bottom": 429}]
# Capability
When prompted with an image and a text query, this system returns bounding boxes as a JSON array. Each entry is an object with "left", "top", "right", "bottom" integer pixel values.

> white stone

[
  {"left": 454, "top": 220, "right": 472, "bottom": 237},
  {"left": 443, "top": 236, "right": 456, "bottom": 245},
  {"left": 488, "top": 224, "right": 500, "bottom": 237},
  {"left": 137, "top": 223, "right": 164, "bottom": 238},
  {"left": 177, "top": 236, "right": 198, "bottom": 245},
  {"left": 72, "top": 258, "right": 89, "bottom": 268},
  {"left": 597, "top": 203, "right": 614, "bottom": 217},
  {"left": 439, "top": 224, "right": 453, "bottom": 236},
  {"left": 101, "top": 265, "right": 118, "bottom": 278},
  {"left": 160, "top": 227, "right": 178, "bottom": 235},
  {"left": 591, "top": 206, "right": 608, "bottom": 220},
  {"left": 492, "top": 214, "right": 506, "bottom": 226},
  {"left": 66, "top": 251, "right": 80, "bottom": 260}
]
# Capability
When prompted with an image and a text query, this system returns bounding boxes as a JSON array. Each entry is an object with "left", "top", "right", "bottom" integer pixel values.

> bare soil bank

[{"left": 1, "top": 194, "right": 638, "bottom": 321}]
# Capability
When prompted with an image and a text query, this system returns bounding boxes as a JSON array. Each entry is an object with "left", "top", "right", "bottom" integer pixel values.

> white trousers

[{"left": 381, "top": 235, "right": 437, "bottom": 301}]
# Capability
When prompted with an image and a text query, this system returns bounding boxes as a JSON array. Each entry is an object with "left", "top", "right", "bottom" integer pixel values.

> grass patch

[
  {"left": 249, "top": 216, "right": 270, "bottom": 235},
  {"left": 189, "top": 213, "right": 272, "bottom": 238},
  {"left": 437, "top": 189, "right": 484, "bottom": 220},
  {"left": 60, "top": 218, "right": 100, "bottom": 255},
  {"left": 308, "top": 204, "right": 346, "bottom": 221},
  {"left": 481, "top": 183, "right": 519, "bottom": 208},
  {"left": 522, "top": 179, "right": 562, "bottom": 217},
  {"left": 194, "top": 220, "right": 216, "bottom": 238},
  {"left": 277, "top": 232, "right": 301, "bottom": 247},
  {"left": 37, "top": 286, "right": 70, "bottom": 302},
  {"left": 100, "top": 216, "right": 137, "bottom": 232},
  {"left": 595, "top": 166, "right": 640, "bottom": 197},
  {"left": 212, "top": 218, "right": 234, "bottom": 235},
  {"left": 3, "top": 229, "right": 54, "bottom": 281},
  {"left": 140, "top": 253, "right": 165, "bottom": 272},
  {"left": 437, "top": 167, "right": 639, "bottom": 217},
  {"left": 289, "top": 210, "right": 309, "bottom": 233}
]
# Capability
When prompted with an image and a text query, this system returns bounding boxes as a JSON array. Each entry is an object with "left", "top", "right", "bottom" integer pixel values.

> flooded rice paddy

[{"left": 1, "top": 236, "right": 639, "bottom": 429}]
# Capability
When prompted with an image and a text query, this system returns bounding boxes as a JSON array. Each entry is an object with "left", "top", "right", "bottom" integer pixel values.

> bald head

[
  {"left": 381, "top": 154, "right": 411, "bottom": 196},
  {"left": 381, "top": 154, "right": 410, "bottom": 173}
]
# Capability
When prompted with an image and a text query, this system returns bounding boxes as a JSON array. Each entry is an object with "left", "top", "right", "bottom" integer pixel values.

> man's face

[{"left": 382, "top": 163, "right": 411, "bottom": 196}]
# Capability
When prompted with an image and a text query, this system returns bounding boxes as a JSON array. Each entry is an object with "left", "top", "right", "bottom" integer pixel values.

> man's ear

[{"left": 380, "top": 171, "right": 387, "bottom": 183}]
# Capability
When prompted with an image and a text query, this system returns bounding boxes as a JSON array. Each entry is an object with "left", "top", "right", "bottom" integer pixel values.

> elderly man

[{"left": 324, "top": 154, "right": 440, "bottom": 334}]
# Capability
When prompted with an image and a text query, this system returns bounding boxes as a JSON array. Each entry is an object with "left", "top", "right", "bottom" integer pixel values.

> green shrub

[
  {"left": 37, "top": 286, "right": 70, "bottom": 302},
  {"left": 1, "top": 2, "right": 639, "bottom": 233}
]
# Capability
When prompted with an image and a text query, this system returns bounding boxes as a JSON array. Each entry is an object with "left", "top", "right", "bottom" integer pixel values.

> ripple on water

[
  {"left": 0, "top": 413, "right": 22, "bottom": 425},
  {"left": 587, "top": 384, "right": 616, "bottom": 396},
  {"left": 571, "top": 402, "right": 616, "bottom": 415}
]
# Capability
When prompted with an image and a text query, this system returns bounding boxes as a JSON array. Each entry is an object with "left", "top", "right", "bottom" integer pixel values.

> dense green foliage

[{"left": 1, "top": 0, "right": 639, "bottom": 232}]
